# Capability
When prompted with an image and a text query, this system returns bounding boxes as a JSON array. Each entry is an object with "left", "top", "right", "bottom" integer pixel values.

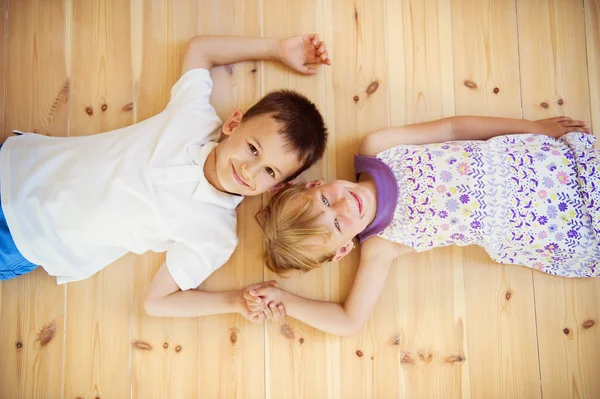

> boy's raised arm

[
  {"left": 144, "top": 262, "right": 264, "bottom": 321},
  {"left": 181, "top": 34, "right": 331, "bottom": 76}
]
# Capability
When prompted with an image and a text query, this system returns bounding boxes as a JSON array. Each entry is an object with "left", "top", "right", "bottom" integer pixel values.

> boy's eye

[
  {"left": 248, "top": 143, "right": 258, "bottom": 156},
  {"left": 334, "top": 219, "right": 341, "bottom": 233},
  {"left": 321, "top": 194, "right": 330, "bottom": 207},
  {"left": 265, "top": 167, "right": 275, "bottom": 178}
]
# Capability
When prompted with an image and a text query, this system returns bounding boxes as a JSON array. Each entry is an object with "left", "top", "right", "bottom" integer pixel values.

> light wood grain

[
  {"left": 0, "top": 1, "right": 599, "bottom": 397},
  {"left": 195, "top": 1, "right": 265, "bottom": 398},
  {"left": 130, "top": 1, "right": 199, "bottom": 397},
  {"left": 261, "top": 1, "right": 336, "bottom": 398},
  {"left": 387, "top": 0, "right": 471, "bottom": 398},
  {"left": 585, "top": 0, "right": 600, "bottom": 136},
  {"left": 62, "top": 1, "right": 134, "bottom": 397},
  {"left": 517, "top": 0, "right": 600, "bottom": 398},
  {"left": 451, "top": 0, "right": 542, "bottom": 397},
  {"left": 0, "top": 0, "right": 68, "bottom": 397}
]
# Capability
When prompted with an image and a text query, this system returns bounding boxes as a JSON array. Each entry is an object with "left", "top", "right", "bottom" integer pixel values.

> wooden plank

[
  {"left": 386, "top": 0, "right": 471, "bottom": 397},
  {"left": 194, "top": 1, "right": 265, "bottom": 398},
  {"left": 451, "top": 0, "right": 542, "bottom": 397},
  {"left": 0, "top": 0, "right": 68, "bottom": 397},
  {"left": 585, "top": 0, "right": 600, "bottom": 137},
  {"left": 321, "top": 0, "right": 399, "bottom": 398},
  {"left": 260, "top": 1, "right": 337, "bottom": 398},
  {"left": 62, "top": 1, "right": 134, "bottom": 397},
  {"left": 516, "top": 0, "right": 600, "bottom": 397},
  {"left": 130, "top": 0, "right": 199, "bottom": 397},
  {"left": 0, "top": 0, "right": 5, "bottom": 340}
]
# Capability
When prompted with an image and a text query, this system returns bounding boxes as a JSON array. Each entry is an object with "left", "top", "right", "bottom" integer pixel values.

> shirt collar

[{"left": 187, "top": 142, "right": 244, "bottom": 209}]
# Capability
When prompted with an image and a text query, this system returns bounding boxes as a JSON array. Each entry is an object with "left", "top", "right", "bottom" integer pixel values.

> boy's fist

[{"left": 279, "top": 34, "right": 331, "bottom": 75}]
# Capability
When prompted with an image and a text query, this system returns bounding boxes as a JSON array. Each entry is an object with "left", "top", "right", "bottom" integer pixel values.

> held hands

[
  {"left": 278, "top": 34, "right": 331, "bottom": 75},
  {"left": 535, "top": 116, "right": 590, "bottom": 138},
  {"left": 241, "top": 280, "right": 287, "bottom": 323}
]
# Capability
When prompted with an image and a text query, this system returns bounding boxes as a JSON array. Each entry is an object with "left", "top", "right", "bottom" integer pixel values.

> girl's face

[{"left": 303, "top": 179, "right": 377, "bottom": 261}]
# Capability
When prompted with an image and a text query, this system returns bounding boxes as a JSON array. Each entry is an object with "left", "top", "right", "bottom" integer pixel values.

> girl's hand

[
  {"left": 242, "top": 280, "right": 279, "bottom": 312},
  {"left": 535, "top": 116, "right": 591, "bottom": 138},
  {"left": 278, "top": 34, "right": 331, "bottom": 75},
  {"left": 264, "top": 301, "right": 287, "bottom": 323}
]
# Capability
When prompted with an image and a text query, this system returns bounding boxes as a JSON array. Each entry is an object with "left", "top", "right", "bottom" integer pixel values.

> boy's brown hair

[
  {"left": 255, "top": 184, "right": 335, "bottom": 275},
  {"left": 243, "top": 90, "right": 327, "bottom": 181}
]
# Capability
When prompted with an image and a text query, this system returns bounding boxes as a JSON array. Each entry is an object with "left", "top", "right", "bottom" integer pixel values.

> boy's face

[{"left": 214, "top": 110, "right": 303, "bottom": 196}]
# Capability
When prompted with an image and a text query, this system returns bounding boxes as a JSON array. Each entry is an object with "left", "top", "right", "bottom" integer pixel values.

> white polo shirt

[{"left": 0, "top": 68, "right": 243, "bottom": 290}]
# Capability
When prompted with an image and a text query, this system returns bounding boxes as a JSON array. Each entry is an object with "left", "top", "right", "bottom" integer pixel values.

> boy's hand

[
  {"left": 264, "top": 301, "right": 287, "bottom": 323},
  {"left": 279, "top": 34, "right": 331, "bottom": 75},
  {"left": 243, "top": 280, "right": 282, "bottom": 312},
  {"left": 534, "top": 116, "right": 590, "bottom": 138}
]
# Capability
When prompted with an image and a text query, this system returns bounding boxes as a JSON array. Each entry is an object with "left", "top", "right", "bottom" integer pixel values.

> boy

[{"left": 0, "top": 34, "right": 330, "bottom": 322}]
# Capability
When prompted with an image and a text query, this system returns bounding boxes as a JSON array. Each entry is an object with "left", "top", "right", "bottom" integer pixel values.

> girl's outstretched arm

[
  {"left": 245, "top": 238, "right": 410, "bottom": 336},
  {"left": 359, "top": 116, "right": 590, "bottom": 156}
]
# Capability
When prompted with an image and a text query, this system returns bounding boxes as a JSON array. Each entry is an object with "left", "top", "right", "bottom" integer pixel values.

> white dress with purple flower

[{"left": 369, "top": 132, "right": 600, "bottom": 277}]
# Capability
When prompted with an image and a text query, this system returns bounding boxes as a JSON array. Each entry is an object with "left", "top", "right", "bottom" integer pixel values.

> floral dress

[{"left": 376, "top": 132, "right": 600, "bottom": 277}]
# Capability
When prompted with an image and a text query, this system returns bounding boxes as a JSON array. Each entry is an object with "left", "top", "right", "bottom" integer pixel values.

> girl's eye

[
  {"left": 266, "top": 167, "right": 275, "bottom": 178},
  {"left": 321, "top": 194, "right": 330, "bottom": 207},
  {"left": 249, "top": 143, "right": 258, "bottom": 156},
  {"left": 334, "top": 219, "right": 341, "bottom": 233}
]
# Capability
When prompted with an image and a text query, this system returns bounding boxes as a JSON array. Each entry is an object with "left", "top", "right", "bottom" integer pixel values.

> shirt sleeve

[
  {"left": 167, "top": 68, "right": 214, "bottom": 112},
  {"left": 166, "top": 238, "right": 238, "bottom": 291}
]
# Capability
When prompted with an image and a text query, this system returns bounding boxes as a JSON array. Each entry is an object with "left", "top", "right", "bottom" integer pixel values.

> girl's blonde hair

[{"left": 255, "top": 184, "right": 336, "bottom": 275}]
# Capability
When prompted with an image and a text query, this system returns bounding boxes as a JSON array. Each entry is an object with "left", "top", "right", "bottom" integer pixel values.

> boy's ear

[
  {"left": 222, "top": 109, "right": 244, "bottom": 136},
  {"left": 332, "top": 241, "right": 355, "bottom": 262},
  {"left": 304, "top": 179, "right": 324, "bottom": 189}
]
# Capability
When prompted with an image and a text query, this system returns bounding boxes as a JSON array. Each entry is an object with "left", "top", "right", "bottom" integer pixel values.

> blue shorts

[{"left": 0, "top": 144, "right": 38, "bottom": 280}]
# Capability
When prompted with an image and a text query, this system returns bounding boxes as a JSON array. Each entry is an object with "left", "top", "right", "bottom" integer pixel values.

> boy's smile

[{"left": 205, "top": 111, "right": 303, "bottom": 196}]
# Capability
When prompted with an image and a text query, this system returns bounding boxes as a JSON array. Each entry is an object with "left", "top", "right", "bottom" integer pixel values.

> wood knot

[
  {"left": 505, "top": 291, "right": 512, "bottom": 301},
  {"left": 493, "top": 87, "right": 500, "bottom": 94},
  {"left": 280, "top": 323, "right": 295, "bottom": 340},
  {"left": 540, "top": 102, "right": 549, "bottom": 109},
  {"left": 581, "top": 319, "right": 595, "bottom": 329},
  {"left": 353, "top": 95, "right": 359, "bottom": 102},
  {"left": 445, "top": 354, "right": 465, "bottom": 363},
  {"left": 85, "top": 106, "right": 93, "bottom": 116},
  {"left": 95, "top": 397, "right": 100, "bottom": 399},
  {"left": 35, "top": 320, "right": 57, "bottom": 348},
  {"left": 163, "top": 342, "right": 168, "bottom": 349},
  {"left": 229, "top": 328, "right": 238, "bottom": 345},
  {"left": 393, "top": 336, "right": 400, "bottom": 345},
  {"left": 224, "top": 64, "right": 234, "bottom": 76},
  {"left": 366, "top": 81, "right": 379, "bottom": 95},
  {"left": 251, "top": 68, "right": 257, "bottom": 73},
  {"left": 400, "top": 352, "right": 415, "bottom": 364},
  {"left": 299, "top": 337, "right": 304, "bottom": 344},
  {"left": 370, "top": 356, "right": 374, "bottom": 360},
  {"left": 557, "top": 99, "right": 563, "bottom": 106},
  {"left": 563, "top": 328, "right": 570, "bottom": 335},
  {"left": 16, "top": 341, "right": 23, "bottom": 349},
  {"left": 463, "top": 80, "right": 477, "bottom": 89},
  {"left": 175, "top": 345, "right": 182, "bottom": 352},
  {"left": 356, "top": 350, "right": 363, "bottom": 357},
  {"left": 132, "top": 340, "right": 153, "bottom": 351},
  {"left": 122, "top": 103, "right": 134, "bottom": 112},
  {"left": 419, "top": 352, "right": 433, "bottom": 363},
  {"left": 101, "top": 104, "right": 108, "bottom": 112}
]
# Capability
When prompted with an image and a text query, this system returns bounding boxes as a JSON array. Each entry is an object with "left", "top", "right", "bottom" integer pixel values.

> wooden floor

[{"left": 0, "top": 0, "right": 599, "bottom": 398}]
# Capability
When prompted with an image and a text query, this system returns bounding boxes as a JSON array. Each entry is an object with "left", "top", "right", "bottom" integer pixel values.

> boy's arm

[
  {"left": 144, "top": 262, "right": 263, "bottom": 321},
  {"left": 181, "top": 34, "right": 331, "bottom": 76},
  {"left": 247, "top": 238, "right": 409, "bottom": 336},
  {"left": 359, "top": 116, "right": 590, "bottom": 156}
]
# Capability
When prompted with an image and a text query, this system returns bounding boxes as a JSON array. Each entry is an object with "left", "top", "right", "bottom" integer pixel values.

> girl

[{"left": 244, "top": 116, "right": 598, "bottom": 336}]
